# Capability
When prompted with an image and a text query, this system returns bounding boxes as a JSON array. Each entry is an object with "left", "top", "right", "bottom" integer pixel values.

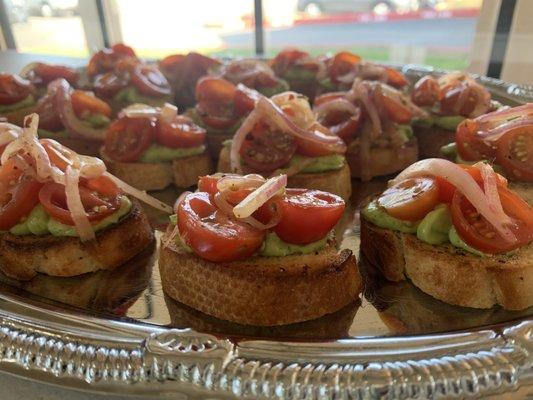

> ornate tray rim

[{"left": 0, "top": 65, "right": 531, "bottom": 399}]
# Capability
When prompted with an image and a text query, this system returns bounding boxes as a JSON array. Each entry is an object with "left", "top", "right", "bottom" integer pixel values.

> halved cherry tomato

[
  {"left": 87, "top": 43, "right": 137, "bottom": 78},
  {"left": 327, "top": 51, "right": 361, "bottom": 83},
  {"left": 234, "top": 87, "right": 257, "bottom": 116},
  {"left": 434, "top": 164, "right": 508, "bottom": 203},
  {"left": 159, "top": 54, "right": 187, "bottom": 75},
  {"left": 197, "top": 175, "right": 219, "bottom": 196},
  {"left": 318, "top": 107, "right": 362, "bottom": 144},
  {"left": 373, "top": 83, "right": 413, "bottom": 124},
  {"left": 455, "top": 119, "right": 496, "bottom": 161},
  {"left": 34, "top": 93, "right": 63, "bottom": 131},
  {"left": 130, "top": 64, "right": 171, "bottom": 97},
  {"left": 495, "top": 126, "right": 533, "bottom": 182},
  {"left": 92, "top": 72, "right": 128, "bottom": 99},
  {"left": 271, "top": 49, "right": 311, "bottom": 75},
  {"left": 273, "top": 188, "right": 344, "bottom": 245},
  {"left": 378, "top": 177, "right": 439, "bottom": 221},
  {"left": 39, "top": 182, "right": 121, "bottom": 226},
  {"left": 451, "top": 185, "right": 533, "bottom": 253},
  {"left": 196, "top": 77, "right": 236, "bottom": 114},
  {"left": 84, "top": 176, "right": 120, "bottom": 198},
  {"left": 411, "top": 75, "right": 439, "bottom": 107},
  {"left": 0, "top": 176, "right": 43, "bottom": 230},
  {"left": 156, "top": 115, "right": 206, "bottom": 148},
  {"left": 71, "top": 90, "right": 112, "bottom": 118},
  {"left": 0, "top": 74, "right": 33, "bottom": 105},
  {"left": 240, "top": 121, "right": 297, "bottom": 171},
  {"left": 440, "top": 83, "right": 479, "bottom": 117},
  {"left": 177, "top": 191, "right": 265, "bottom": 262},
  {"left": 33, "top": 63, "right": 79, "bottom": 85},
  {"left": 104, "top": 116, "right": 155, "bottom": 162},
  {"left": 384, "top": 67, "right": 408, "bottom": 88}
]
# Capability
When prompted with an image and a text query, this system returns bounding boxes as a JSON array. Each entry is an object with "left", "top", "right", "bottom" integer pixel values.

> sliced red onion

[
  {"left": 314, "top": 98, "right": 359, "bottom": 119},
  {"left": 121, "top": 103, "right": 161, "bottom": 119},
  {"left": 19, "top": 62, "right": 39, "bottom": 79},
  {"left": 230, "top": 109, "right": 261, "bottom": 173},
  {"left": 216, "top": 174, "right": 265, "bottom": 192},
  {"left": 159, "top": 103, "right": 178, "bottom": 122},
  {"left": 65, "top": 165, "right": 95, "bottom": 242},
  {"left": 0, "top": 123, "right": 22, "bottom": 147},
  {"left": 477, "top": 116, "right": 533, "bottom": 142},
  {"left": 476, "top": 103, "right": 533, "bottom": 125},
  {"left": 233, "top": 174, "right": 287, "bottom": 219},
  {"left": 51, "top": 78, "right": 107, "bottom": 141},
  {"left": 479, "top": 162, "right": 508, "bottom": 224},
  {"left": 392, "top": 159, "right": 516, "bottom": 243},
  {"left": 347, "top": 79, "right": 381, "bottom": 137},
  {"left": 219, "top": 59, "right": 276, "bottom": 84},
  {"left": 213, "top": 191, "right": 236, "bottom": 216}
]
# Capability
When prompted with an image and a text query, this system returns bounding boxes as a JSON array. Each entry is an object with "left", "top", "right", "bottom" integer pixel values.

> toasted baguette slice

[
  {"left": 217, "top": 146, "right": 352, "bottom": 200},
  {"left": 1, "top": 105, "right": 36, "bottom": 126},
  {"left": 347, "top": 139, "right": 418, "bottom": 181},
  {"left": 360, "top": 218, "right": 533, "bottom": 310},
  {"left": 101, "top": 150, "right": 212, "bottom": 191},
  {"left": 0, "top": 200, "right": 154, "bottom": 281},
  {"left": 413, "top": 125, "right": 455, "bottom": 159},
  {"left": 159, "top": 232, "right": 362, "bottom": 326}
]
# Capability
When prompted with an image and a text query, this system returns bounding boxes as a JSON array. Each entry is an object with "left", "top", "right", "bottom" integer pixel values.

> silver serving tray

[{"left": 0, "top": 65, "right": 531, "bottom": 399}]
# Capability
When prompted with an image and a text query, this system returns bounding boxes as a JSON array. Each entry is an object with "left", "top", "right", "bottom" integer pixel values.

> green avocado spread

[
  {"left": 414, "top": 115, "right": 465, "bottom": 131},
  {"left": 362, "top": 200, "right": 489, "bottom": 256},
  {"left": 287, "top": 154, "right": 345, "bottom": 173},
  {"left": 139, "top": 143, "right": 205, "bottom": 163},
  {"left": 283, "top": 67, "right": 316, "bottom": 82},
  {"left": 10, "top": 196, "right": 132, "bottom": 237},
  {"left": 258, "top": 81, "right": 290, "bottom": 98},
  {"left": 114, "top": 87, "right": 170, "bottom": 107},
  {"left": 169, "top": 215, "right": 328, "bottom": 257},
  {"left": 0, "top": 95, "right": 35, "bottom": 113},
  {"left": 38, "top": 112, "right": 109, "bottom": 139},
  {"left": 38, "top": 128, "right": 69, "bottom": 139}
]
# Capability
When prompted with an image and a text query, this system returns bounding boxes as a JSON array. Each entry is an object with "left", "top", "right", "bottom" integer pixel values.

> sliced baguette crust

[
  {"left": 102, "top": 149, "right": 212, "bottom": 190},
  {"left": 217, "top": 146, "right": 352, "bottom": 201},
  {"left": 159, "top": 233, "right": 362, "bottom": 326},
  {"left": 347, "top": 139, "right": 418, "bottom": 181},
  {"left": 360, "top": 218, "right": 533, "bottom": 310},
  {"left": 413, "top": 125, "right": 455, "bottom": 159},
  {"left": 0, "top": 200, "right": 154, "bottom": 281}
]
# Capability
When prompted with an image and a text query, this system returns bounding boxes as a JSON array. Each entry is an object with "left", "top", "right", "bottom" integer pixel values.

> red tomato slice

[
  {"left": 378, "top": 178, "right": 439, "bottom": 221},
  {"left": 318, "top": 107, "right": 362, "bottom": 144},
  {"left": 35, "top": 93, "right": 63, "bottom": 131},
  {"left": 440, "top": 83, "right": 480, "bottom": 117},
  {"left": 39, "top": 182, "right": 121, "bottom": 226},
  {"left": 41, "top": 138, "right": 73, "bottom": 171},
  {"left": 87, "top": 43, "right": 137, "bottom": 78},
  {"left": 130, "top": 64, "right": 171, "bottom": 97},
  {"left": 495, "top": 126, "right": 533, "bottom": 182},
  {"left": 33, "top": 63, "right": 79, "bottom": 85},
  {"left": 93, "top": 72, "right": 129, "bottom": 99},
  {"left": 104, "top": 117, "right": 156, "bottom": 162},
  {"left": 271, "top": 49, "right": 313, "bottom": 75},
  {"left": 384, "top": 67, "right": 408, "bottom": 88},
  {"left": 451, "top": 186, "right": 533, "bottom": 253},
  {"left": 373, "top": 83, "right": 413, "bottom": 124},
  {"left": 195, "top": 77, "right": 236, "bottom": 114},
  {"left": 234, "top": 87, "right": 257, "bottom": 116},
  {"left": 156, "top": 115, "right": 206, "bottom": 148},
  {"left": 71, "top": 90, "right": 112, "bottom": 118},
  {"left": 177, "top": 191, "right": 265, "bottom": 262},
  {"left": 0, "top": 74, "right": 33, "bottom": 105},
  {"left": 411, "top": 75, "right": 439, "bottom": 107},
  {"left": 455, "top": 119, "right": 496, "bottom": 161},
  {"left": 0, "top": 176, "right": 43, "bottom": 230},
  {"left": 197, "top": 175, "right": 219, "bottom": 196},
  {"left": 272, "top": 189, "right": 344, "bottom": 245},
  {"left": 240, "top": 122, "right": 297, "bottom": 171},
  {"left": 327, "top": 51, "right": 361, "bottom": 83},
  {"left": 84, "top": 176, "right": 120, "bottom": 197}
]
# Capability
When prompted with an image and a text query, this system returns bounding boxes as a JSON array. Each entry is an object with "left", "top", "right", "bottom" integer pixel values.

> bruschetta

[{"left": 0, "top": 73, "right": 37, "bottom": 126}]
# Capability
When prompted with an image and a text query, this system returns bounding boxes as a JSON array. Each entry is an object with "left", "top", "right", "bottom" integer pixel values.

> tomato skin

[
  {"left": 384, "top": 67, "right": 408, "bottom": 88},
  {"left": 234, "top": 87, "right": 256, "bottom": 116},
  {"left": 455, "top": 119, "right": 496, "bottom": 161},
  {"left": 495, "top": 126, "right": 533, "bottom": 182},
  {"left": 318, "top": 107, "right": 362, "bottom": 144},
  {"left": 273, "top": 189, "right": 345, "bottom": 245},
  {"left": 130, "top": 64, "right": 171, "bottom": 97},
  {"left": 33, "top": 63, "right": 79, "bottom": 86},
  {"left": 104, "top": 117, "right": 156, "bottom": 162},
  {"left": 411, "top": 75, "right": 439, "bottom": 107},
  {"left": 0, "top": 74, "right": 34, "bottom": 105},
  {"left": 87, "top": 43, "right": 137, "bottom": 78},
  {"left": 177, "top": 191, "right": 265, "bottom": 262},
  {"left": 196, "top": 77, "right": 236, "bottom": 113},
  {"left": 451, "top": 187, "right": 533, "bottom": 253},
  {"left": 84, "top": 176, "right": 120, "bottom": 197},
  {"left": 197, "top": 176, "right": 219, "bottom": 196},
  {"left": 0, "top": 177, "right": 43, "bottom": 230},
  {"left": 156, "top": 115, "right": 206, "bottom": 148},
  {"left": 39, "top": 182, "right": 120, "bottom": 226},
  {"left": 271, "top": 49, "right": 312, "bottom": 76},
  {"left": 93, "top": 72, "right": 129, "bottom": 99},
  {"left": 440, "top": 83, "right": 479, "bottom": 117},
  {"left": 378, "top": 178, "right": 439, "bottom": 221},
  {"left": 327, "top": 51, "right": 361, "bottom": 83},
  {"left": 373, "top": 83, "right": 413, "bottom": 124},
  {"left": 71, "top": 90, "right": 112, "bottom": 118}
]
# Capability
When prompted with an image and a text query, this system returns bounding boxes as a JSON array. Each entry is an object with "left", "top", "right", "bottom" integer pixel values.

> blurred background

[{"left": 3, "top": 0, "right": 482, "bottom": 70}]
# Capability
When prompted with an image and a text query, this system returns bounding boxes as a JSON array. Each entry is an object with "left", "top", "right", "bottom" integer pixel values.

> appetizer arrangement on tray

[{"left": 0, "top": 42, "right": 531, "bottom": 315}]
